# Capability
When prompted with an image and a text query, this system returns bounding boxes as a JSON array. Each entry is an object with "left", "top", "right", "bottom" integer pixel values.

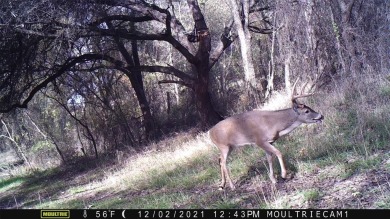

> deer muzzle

[{"left": 313, "top": 114, "right": 324, "bottom": 123}]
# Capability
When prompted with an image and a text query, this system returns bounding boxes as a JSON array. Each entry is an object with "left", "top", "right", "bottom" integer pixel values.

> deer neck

[{"left": 277, "top": 109, "right": 302, "bottom": 137}]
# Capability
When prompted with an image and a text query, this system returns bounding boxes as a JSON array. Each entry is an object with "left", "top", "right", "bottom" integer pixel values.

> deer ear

[
  {"left": 292, "top": 100, "right": 305, "bottom": 113},
  {"left": 292, "top": 100, "right": 299, "bottom": 112}
]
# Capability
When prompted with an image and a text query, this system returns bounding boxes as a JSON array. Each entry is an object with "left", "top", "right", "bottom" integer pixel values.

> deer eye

[{"left": 305, "top": 109, "right": 310, "bottom": 114}]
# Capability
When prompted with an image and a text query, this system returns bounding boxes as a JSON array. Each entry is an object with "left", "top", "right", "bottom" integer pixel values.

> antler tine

[
  {"left": 291, "top": 78, "right": 314, "bottom": 102},
  {"left": 301, "top": 80, "right": 309, "bottom": 94},
  {"left": 291, "top": 78, "right": 300, "bottom": 101},
  {"left": 293, "top": 92, "right": 314, "bottom": 100}
]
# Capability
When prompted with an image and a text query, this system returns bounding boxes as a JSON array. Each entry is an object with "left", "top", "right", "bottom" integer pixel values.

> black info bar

[{"left": 0, "top": 209, "right": 388, "bottom": 219}]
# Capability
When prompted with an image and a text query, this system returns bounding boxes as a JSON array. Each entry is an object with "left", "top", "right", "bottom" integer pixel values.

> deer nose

[{"left": 314, "top": 114, "right": 324, "bottom": 122}]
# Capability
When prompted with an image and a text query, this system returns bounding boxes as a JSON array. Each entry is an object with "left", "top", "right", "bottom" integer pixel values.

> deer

[{"left": 209, "top": 80, "right": 324, "bottom": 190}]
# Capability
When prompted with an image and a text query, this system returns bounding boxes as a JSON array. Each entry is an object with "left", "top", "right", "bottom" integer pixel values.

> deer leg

[
  {"left": 218, "top": 156, "right": 226, "bottom": 189},
  {"left": 218, "top": 145, "right": 235, "bottom": 190},
  {"left": 265, "top": 152, "right": 277, "bottom": 184},
  {"left": 259, "top": 142, "right": 287, "bottom": 180}
]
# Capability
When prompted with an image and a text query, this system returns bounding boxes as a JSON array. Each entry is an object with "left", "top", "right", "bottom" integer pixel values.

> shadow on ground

[{"left": 0, "top": 156, "right": 120, "bottom": 208}]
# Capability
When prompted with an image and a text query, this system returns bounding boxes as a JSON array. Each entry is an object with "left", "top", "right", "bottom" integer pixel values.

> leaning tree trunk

[
  {"left": 108, "top": 21, "right": 155, "bottom": 139},
  {"left": 129, "top": 40, "right": 155, "bottom": 139}
]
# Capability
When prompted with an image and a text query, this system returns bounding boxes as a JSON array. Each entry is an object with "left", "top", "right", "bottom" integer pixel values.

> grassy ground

[{"left": 0, "top": 74, "right": 389, "bottom": 209}]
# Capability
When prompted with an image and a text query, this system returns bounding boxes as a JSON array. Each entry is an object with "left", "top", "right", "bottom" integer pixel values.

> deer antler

[{"left": 291, "top": 78, "right": 314, "bottom": 102}]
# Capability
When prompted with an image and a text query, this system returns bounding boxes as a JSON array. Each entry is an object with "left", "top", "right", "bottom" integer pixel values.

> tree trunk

[
  {"left": 337, "top": 0, "right": 359, "bottom": 76},
  {"left": 229, "top": 0, "right": 261, "bottom": 106},
  {"left": 285, "top": 53, "right": 292, "bottom": 95},
  {"left": 129, "top": 40, "right": 155, "bottom": 139},
  {"left": 0, "top": 119, "right": 33, "bottom": 169},
  {"left": 108, "top": 20, "right": 155, "bottom": 139},
  {"left": 229, "top": 0, "right": 256, "bottom": 84},
  {"left": 187, "top": 0, "right": 222, "bottom": 128},
  {"left": 265, "top": 11, "right": 277, "bottom": 98},
  {"left": 126, "top": 69, "right": 154, "bottom": 138},
  {"left": 194, "top": 65, "right": 222, "bottom": 128}
]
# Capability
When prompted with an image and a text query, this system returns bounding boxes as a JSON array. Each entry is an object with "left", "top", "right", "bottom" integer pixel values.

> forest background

[{"left": 0, "top": 0, "right": 389, "bottom": 209}]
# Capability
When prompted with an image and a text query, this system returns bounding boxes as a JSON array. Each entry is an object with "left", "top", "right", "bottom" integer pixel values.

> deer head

[{"left": 291, "top": 79, "right": 324, "bottom": 124}]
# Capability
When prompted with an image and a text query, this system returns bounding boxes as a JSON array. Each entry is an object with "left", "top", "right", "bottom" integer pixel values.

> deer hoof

[
  {"left": 269, "top": 174, "right": 278, "bottom": 184},
  {"left": 282, "top": 172, "right": 294, "bottom": 180},
  {"left": 285, "top": 172, "right": 294, "bottom": 180}
]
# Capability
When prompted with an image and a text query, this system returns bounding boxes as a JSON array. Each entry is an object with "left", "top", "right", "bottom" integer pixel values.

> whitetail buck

[{"left": 209, "top": 80, "right": 324, "bottom": 190}]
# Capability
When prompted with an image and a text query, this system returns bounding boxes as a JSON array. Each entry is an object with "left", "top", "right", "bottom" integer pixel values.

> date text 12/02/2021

[
  {"left": 137, "top": 210, "right": 349, "bottom": 219},
  {"left": 138, "top": 210, "right": 260, "bottom": 218}
]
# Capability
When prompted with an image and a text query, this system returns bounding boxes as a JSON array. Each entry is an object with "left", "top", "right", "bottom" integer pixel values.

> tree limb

[
  {"left": 248, "top": 25, "right": 273, "bottom": 34},
  {"left": 249, "top": 6, "right": 271, "bottom": 13},
  {"left": 209, "top": 19, "right": 236, "bottom": 69},
  {"left": 92, "top": 27, "right": 198, "bottom": 64},
  {"left": 131, "top": 65, "right": 195, "bottom": 83},
  {"left": 158, "top": 80, "right": 192, "bottom": 88},
  {"left": 0, "top": 54, "right": 125, "bottom": 113},
  {"left": 90, "top": 15, "right": 154, "bottom": 27}
]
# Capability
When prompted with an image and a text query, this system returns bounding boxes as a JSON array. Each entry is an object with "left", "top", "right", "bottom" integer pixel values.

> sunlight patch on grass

[
  {"left": 35, "top": 197, "right": 86, "bottom": 209},
  {"left": 302, "top": 189, "right": 320, "bottom": 202},
  {"left": 114, "top": 133, "right": 216, "bottom": 191},
  {"left": 54, "top": 132, "right": 218, "bottom": 205},
  {"left": 315, "top": 160, "right": 348, "bottom": 181},
  {"left": 374, "top": 196, "right": 390, "bottom": 208},
  {"left": 68, "top": 186, "right": 93, "bottom": 195},
  {"left": 268, "top": 188, "right": 320, "bottom": 209},
  {"left": 0, "top": 176, "right": 25, "bottom": 193},
  {"left": 295, "top": 161, "right": 318, "bottom": 175},
  {"left": 124, "top": 192, "right": 191, "bottom": 209},
  {"left": 136, "top": 192, "right": 190, "bottom": 208},
  {"left": 342, "top": 156, "right": 382, "bottom": 178},
  {"left": 268, "top": 193, "right": 299, "bottom": 209},
  {"left": 211, "top": 199, "right": 240, "bottom": 209}
]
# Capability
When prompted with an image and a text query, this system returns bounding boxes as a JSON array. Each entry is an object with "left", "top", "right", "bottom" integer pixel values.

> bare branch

[
  {"left": 209, "top": 19, "right": 236, "bottom": 69},
  {"left": 248, "top": 26, "right": 273, "bottom": 34},
  {"left": 249, "top": 6, "right": 271, "bottom": 13},
  {"left": 12, "top": 27, "right": 59, "bottom": 38},
  {"left": 158, "top": 80, "right": 192, "bottom": 88},
  {"left": 0, "top": 53, "right": 125, "bottom": 113},
  {"left": 92, "top": 27, "right": 198, "bottom": 64},
  {"left": 131, "top": 65, "right": 195, "bottom": 83},
  {"left": 90, "top": 15, "right": 154, "bottom": 27}
]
